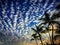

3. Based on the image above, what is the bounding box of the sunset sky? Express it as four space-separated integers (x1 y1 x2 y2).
0 0 60 45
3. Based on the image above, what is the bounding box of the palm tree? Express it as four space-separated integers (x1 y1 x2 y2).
30 33 38 45
31 24 45 45
39 10 60 45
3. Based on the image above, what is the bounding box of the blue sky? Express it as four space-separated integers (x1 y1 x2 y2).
0 0 60 40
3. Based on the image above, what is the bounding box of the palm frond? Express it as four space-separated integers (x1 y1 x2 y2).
32 33 36 36
41 30 47 33
40 26 49 33
30 38 34 41
51 12 60 20
51 21 60 25
35 24 40 31
55 30 60 34
55 3 60 10
31 28 37 32
32 33 39 39
39 17 46 21
36 24 45 32
39 11 50 24
38 23 45 27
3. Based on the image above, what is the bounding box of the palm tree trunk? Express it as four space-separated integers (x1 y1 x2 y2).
48 24 52 44
39 34 43 45
48 31 52 44
51 24 54 45
35 39 38 45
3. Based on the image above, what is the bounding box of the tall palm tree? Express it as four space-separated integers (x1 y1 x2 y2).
31 24 45 45
39 10 60 44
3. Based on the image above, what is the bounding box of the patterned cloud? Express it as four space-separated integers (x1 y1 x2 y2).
0 0 60 43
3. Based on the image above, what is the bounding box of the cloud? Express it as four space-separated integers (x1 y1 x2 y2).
0 0 59 43
43 0 49 9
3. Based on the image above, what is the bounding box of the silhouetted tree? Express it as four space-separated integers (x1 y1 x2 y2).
31 24 45 45
39 10 60 45
30 33 38 45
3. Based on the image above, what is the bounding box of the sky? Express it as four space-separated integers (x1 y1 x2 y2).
0 0 60 43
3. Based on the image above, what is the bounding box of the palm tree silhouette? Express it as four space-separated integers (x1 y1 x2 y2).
39 10 60 45
30 33 39 45
31 24 45 45
30 3 60 45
